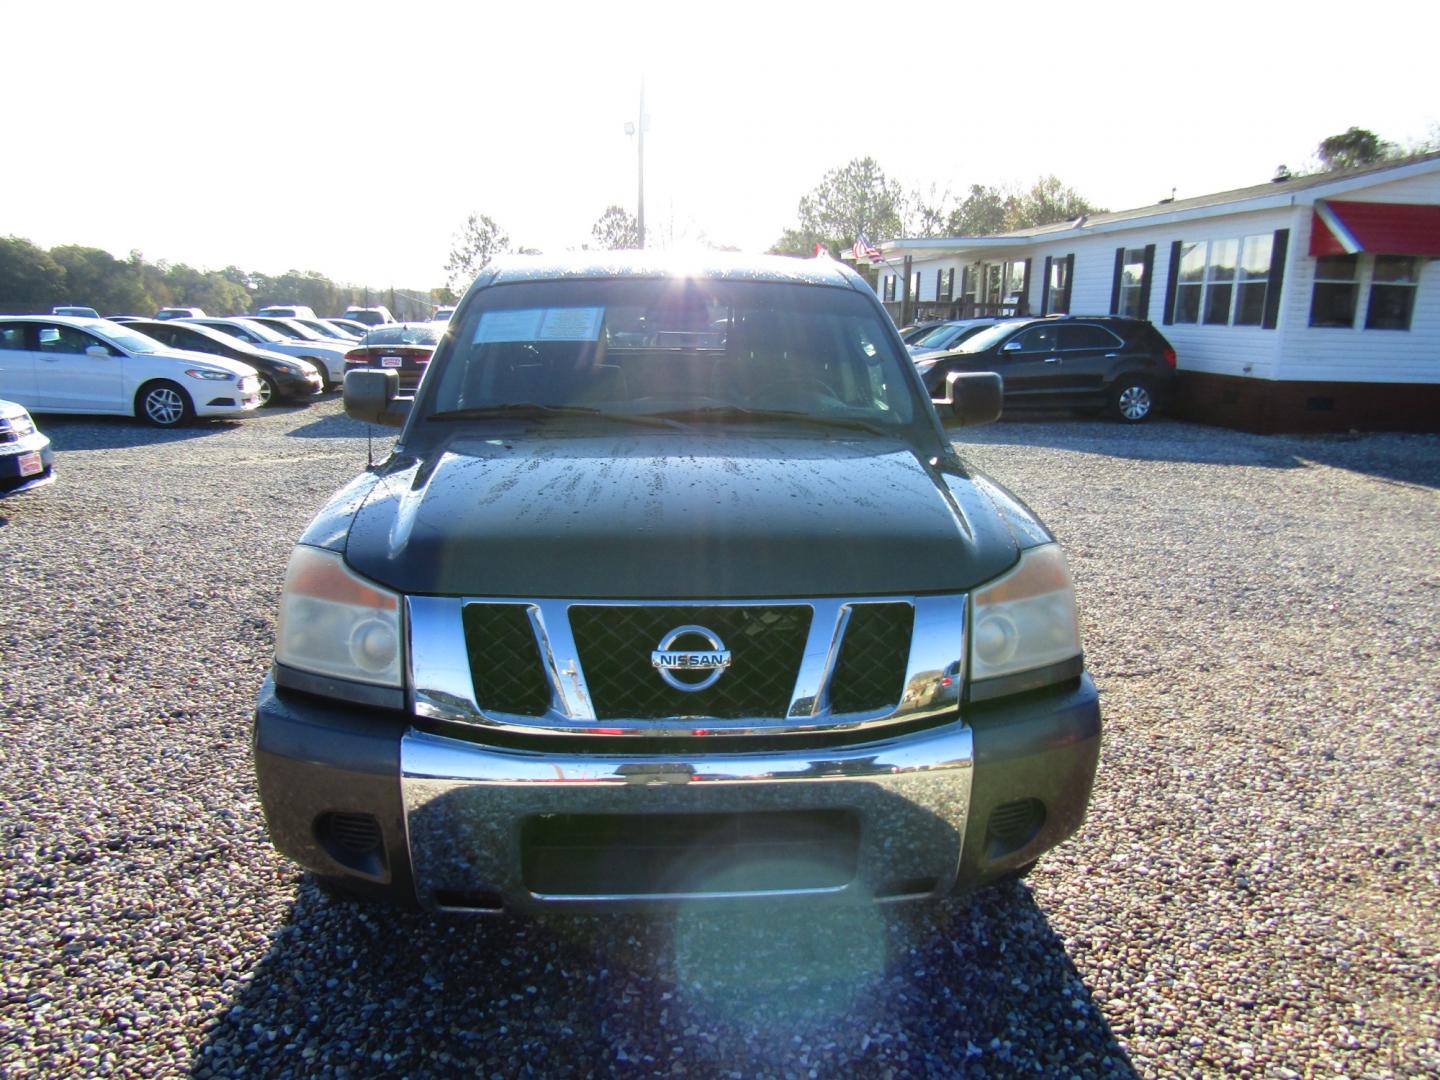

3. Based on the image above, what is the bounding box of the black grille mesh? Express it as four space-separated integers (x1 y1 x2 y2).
828 603 914 714
570 605 811 720
463 603 552 716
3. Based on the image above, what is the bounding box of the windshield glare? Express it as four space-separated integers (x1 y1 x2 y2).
90 321 165 353
364 325 442 346
914 323 963 347
229 319 286 343
953 320 1026 354
426 280 918 428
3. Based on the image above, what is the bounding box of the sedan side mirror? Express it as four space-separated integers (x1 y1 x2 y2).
932 370 1003 427
344 369 410 428
1002 339 1023 353
85 345 111 358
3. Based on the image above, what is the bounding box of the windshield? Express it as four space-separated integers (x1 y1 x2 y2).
913 322 965 348
363 324 443 347
424 279 918 429
952 320 1026 354
88 321 167 354
227 319 287 343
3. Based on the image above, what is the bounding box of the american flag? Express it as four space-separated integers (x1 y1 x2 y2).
851 233 883 264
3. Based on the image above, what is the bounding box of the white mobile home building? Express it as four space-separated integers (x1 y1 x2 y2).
861 153 1440 432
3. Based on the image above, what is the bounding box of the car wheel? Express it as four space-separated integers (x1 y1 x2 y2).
136 381 195 427
1110 378 1154 423
257 374 280 407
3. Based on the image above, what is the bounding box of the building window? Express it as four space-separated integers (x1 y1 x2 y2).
937 268 954 302
1234 235 1273 326
961 265 977 302
1117 248 1146 317
883 274 896 302
1309 255 1357 327
911 272 922 301
1048 258 1071 315
1174 235 1272 326
1003 260 1027 309
1365 256 1418 330
984 264 1002 307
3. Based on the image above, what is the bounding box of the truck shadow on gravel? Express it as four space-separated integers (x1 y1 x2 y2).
951 416 1440 490
190 882 1136 1078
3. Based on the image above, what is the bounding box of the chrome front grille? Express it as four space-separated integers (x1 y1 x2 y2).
408 594 966 739
570 604 811 720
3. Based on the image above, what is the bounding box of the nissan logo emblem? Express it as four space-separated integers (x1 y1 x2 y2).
651 624 731 692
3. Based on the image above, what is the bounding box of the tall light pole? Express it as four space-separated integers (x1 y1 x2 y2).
624 80 648 249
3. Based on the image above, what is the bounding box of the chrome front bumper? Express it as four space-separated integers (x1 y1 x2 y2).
401 723 974 912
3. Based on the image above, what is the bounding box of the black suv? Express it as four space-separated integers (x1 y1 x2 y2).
918 315 1177 422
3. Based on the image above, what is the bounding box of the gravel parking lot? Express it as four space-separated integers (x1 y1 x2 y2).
1 401 1436 1078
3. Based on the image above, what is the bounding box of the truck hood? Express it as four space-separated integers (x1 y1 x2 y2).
340 432 1021 599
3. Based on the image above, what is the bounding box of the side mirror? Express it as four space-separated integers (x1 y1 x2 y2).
1001 339 1023 353
344 368 410 428
932 370 1003 427
85 345 111 358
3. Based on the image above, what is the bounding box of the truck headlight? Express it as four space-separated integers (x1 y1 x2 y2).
276 546 403 687
970 544 1082 700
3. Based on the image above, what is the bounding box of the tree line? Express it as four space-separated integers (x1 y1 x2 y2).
0 238 447 319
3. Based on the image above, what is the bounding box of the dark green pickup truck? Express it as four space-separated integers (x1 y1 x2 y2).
254 253 1100 913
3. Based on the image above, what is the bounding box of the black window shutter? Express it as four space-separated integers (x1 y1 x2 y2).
1137 244 1156 318
1020 258 1032 314
1163 241 1182 325
1109 248 1125 314
1262 229 1289 330
1040 256 1053 315
1061 254 1074 314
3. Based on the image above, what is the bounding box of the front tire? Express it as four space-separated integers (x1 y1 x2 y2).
1110 378 1154 423
136 380 195 427
257 373 279 407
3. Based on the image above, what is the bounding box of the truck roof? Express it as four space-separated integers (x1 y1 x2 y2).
481 252 866 290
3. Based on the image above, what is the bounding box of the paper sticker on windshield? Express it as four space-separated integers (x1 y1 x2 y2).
474 307 603 344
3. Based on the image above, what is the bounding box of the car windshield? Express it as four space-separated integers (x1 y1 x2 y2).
951 320 1027 354
424 279 918 429
227 320 287 343
362 325 443 347
87 321 167 354
913 323 964 347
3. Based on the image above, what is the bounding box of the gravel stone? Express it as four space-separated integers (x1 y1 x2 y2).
0 403 1436 1077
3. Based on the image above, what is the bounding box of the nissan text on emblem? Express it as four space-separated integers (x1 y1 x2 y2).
651 624 732 692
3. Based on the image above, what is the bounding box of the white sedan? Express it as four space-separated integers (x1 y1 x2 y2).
0 316 261 427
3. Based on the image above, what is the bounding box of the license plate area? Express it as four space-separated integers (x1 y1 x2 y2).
380 355 403 368
520 810 859 897
18 451 42 477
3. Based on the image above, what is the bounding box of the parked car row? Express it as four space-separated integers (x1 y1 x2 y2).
0 316 263 426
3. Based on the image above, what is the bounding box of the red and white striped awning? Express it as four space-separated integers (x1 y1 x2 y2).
1309 200 1440 257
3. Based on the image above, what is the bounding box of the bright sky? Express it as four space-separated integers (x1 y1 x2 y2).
4 0 1435 290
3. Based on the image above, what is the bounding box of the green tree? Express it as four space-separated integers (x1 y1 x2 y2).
944 177 1104 236
1317 127 1398 170
771 157 906 256
590 205 640 250
445 213 510 291
0 237 67 314
50 245 156 314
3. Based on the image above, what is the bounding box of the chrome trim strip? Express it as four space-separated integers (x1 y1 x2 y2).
787 599 849 718
408 593 967 739
530 600 595 721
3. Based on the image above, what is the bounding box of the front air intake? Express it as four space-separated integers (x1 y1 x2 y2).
314 812 386 877
828 603 914 714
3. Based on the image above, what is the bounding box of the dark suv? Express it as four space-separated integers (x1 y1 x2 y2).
919 315 1177 422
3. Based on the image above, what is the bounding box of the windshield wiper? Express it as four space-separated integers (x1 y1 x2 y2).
653 405 895 437
425 403 683 429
